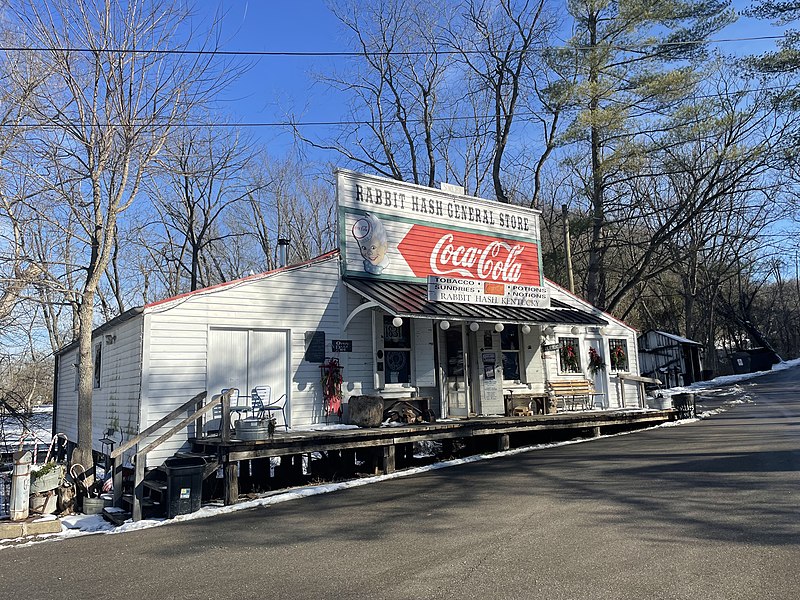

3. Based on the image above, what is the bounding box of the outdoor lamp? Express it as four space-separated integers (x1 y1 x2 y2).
439 320 450 330
521 324 531 334
542 325 555 337
571 326 581 335
392 317 403 327
494 323 505 333
469 322 480 332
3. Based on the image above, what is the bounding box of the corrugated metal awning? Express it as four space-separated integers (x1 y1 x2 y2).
343 277 606 326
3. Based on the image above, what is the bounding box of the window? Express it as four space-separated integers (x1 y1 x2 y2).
609 338 629 372
558 337 581 374
383 315 411 384
93 343 102 389
501 326 521 381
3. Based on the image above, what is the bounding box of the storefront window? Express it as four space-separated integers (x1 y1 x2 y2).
501 326 520 381
558 337 581 374
444 328 464 377
383 315 411 384
609 338 629 372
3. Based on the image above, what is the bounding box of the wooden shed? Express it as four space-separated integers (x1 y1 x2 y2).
637 330 704 387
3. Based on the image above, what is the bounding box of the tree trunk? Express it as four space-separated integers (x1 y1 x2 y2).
585 11 605 309
73 293 96 486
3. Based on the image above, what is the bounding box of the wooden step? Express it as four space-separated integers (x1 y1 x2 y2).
121 493 160 509
102 507 131 526
142 479 167 492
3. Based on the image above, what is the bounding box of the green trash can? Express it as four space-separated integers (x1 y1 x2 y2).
164 457 205 518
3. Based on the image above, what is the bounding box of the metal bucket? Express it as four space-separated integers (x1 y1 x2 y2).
235 418 270 441
82 496 105 515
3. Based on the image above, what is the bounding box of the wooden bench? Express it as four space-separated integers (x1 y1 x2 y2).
546 379 605 411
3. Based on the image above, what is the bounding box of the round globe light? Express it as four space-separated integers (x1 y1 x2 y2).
469 322 480 332
494 323 505 333
439 320 450 330
392 317 403 327
521 324 531 334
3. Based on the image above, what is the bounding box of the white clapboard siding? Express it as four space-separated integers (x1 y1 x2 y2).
340 286 377 400
139 255 342 466
53 315 144 451
54 349 79 441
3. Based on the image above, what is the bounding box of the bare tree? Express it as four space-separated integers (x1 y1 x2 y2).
298 0 448 186
448 0 554 203
11 0 238 473
146 123 261 291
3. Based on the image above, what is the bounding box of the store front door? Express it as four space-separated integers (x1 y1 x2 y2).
469 325 505 415
441 325 470 417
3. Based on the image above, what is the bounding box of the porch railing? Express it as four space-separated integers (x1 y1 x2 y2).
109 388 236 521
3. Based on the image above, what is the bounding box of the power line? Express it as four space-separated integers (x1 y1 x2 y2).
0 82 788 129
0 33 791 58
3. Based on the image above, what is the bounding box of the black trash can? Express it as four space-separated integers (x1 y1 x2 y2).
672 392 696 420
164 457 206 518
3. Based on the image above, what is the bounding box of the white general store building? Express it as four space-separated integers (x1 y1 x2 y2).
53 170 642 465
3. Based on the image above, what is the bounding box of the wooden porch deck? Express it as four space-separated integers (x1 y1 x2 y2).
190 408 676 504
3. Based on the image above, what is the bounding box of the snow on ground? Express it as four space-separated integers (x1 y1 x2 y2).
0 405 53 453
2 359 797 550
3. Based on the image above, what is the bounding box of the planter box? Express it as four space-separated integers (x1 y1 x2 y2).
30 467 63 494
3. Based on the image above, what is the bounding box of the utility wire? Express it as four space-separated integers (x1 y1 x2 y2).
0 82 789 129
0 34 791 57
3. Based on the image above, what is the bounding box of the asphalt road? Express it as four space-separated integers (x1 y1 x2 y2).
3 368 800 600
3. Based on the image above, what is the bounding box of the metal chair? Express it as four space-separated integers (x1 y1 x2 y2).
251 385 288 430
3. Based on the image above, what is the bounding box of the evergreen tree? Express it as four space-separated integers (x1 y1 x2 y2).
559 0 734 310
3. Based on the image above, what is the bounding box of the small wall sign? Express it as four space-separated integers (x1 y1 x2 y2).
331 339 353 352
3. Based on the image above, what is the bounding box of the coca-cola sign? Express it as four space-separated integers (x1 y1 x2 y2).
398 224 541 286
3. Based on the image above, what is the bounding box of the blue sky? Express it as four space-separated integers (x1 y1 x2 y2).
208 1 787 157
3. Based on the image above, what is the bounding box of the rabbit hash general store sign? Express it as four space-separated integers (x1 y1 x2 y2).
335 169 549 307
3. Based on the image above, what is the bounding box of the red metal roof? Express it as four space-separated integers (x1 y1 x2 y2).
344 277 607 326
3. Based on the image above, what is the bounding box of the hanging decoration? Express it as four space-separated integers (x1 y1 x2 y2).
588 347 605 376
610 344 628 371
560 343 580 372
320 357 344 421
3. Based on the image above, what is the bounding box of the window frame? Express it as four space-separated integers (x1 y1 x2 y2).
608 338 629 373
381 314 412 386
500 325 521 382
93 342 103 389
558 336 582 374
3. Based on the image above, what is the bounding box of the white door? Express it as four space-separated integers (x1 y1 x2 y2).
207 329 248 396
585 335 608 408
208 329 289 421
472 325 504 415
248 330 289 412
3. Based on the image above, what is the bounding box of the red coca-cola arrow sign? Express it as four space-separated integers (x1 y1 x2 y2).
397 224 541 286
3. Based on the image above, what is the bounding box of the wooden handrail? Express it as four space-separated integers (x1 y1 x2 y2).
139 400 221 456
112 389 237 521
111 391 208 459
